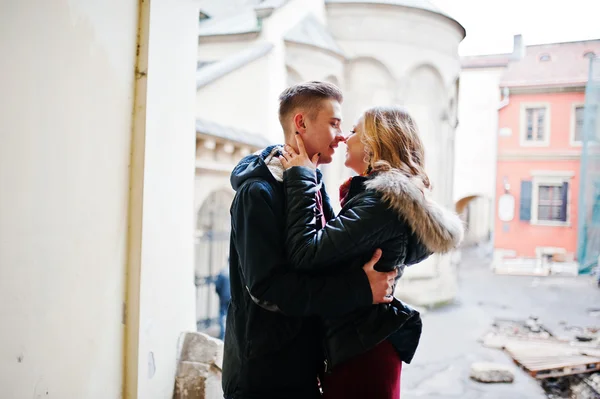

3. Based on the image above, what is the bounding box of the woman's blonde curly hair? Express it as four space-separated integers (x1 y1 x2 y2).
361 105 431 189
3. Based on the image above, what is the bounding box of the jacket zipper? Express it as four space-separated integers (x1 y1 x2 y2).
322 339 332 374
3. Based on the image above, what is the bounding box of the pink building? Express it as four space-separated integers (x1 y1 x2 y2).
494 39 600 263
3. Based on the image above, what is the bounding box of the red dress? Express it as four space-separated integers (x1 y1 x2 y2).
321 339 402 399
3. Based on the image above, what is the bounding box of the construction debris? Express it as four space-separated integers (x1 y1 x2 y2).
541 373 600 398
480 317 600 397
469 362 515 383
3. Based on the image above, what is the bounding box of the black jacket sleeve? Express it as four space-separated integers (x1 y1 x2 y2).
284 166 393 271
232 179 373 317
404 231 433 266
320 179 336 221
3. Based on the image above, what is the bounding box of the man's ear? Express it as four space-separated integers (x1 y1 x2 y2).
293 113 307 133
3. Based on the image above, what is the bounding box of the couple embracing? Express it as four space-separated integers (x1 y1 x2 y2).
223 81 464 399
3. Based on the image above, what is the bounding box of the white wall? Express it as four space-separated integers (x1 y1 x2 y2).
196 55 280 143
464 196 492 245
194 173 235 215
198 40 256 62
131 1 199 398
326 2 464 305
0 1 199 398
327 5 463 88
453 67 504 245
454 67 504 202
0 1 137 397
285 44 345 87
262 0 327 41
260 0 329 140
326 4 463 209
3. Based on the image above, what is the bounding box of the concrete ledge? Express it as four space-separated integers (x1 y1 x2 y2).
173 332 224 399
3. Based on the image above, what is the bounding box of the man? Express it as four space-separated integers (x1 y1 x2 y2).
223 81 397 399
214 266 230 340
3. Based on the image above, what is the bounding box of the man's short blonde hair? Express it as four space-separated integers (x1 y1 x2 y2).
278 81 343 138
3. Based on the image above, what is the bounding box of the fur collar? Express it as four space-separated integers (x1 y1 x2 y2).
256 146 285 182
364 169 464 253
259 146 322 189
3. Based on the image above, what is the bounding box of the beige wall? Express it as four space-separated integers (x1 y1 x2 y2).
262 0 327 41
453 67 505 244
194 172 235 215
198 40 256 62
196 55 280 143
454 67 504 202
465 196 492 245
285 44 345 86
0 1 199 398
0 1 137 397
131 1 199 398
325 3 464 304
327 5 463 86
196 0 330 144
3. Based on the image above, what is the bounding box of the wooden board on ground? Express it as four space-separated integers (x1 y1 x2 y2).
504 340 600 379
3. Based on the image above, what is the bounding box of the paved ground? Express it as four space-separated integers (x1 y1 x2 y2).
402 245 600 399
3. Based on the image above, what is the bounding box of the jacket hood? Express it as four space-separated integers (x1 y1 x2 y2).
364 169 464 253
231 145 324 191
231 145 285 191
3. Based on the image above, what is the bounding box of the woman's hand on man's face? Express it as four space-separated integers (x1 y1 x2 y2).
279 133 320 170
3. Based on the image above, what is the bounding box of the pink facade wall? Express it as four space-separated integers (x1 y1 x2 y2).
494 91 583 257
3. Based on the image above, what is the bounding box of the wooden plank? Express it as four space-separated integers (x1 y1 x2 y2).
503 339 600 379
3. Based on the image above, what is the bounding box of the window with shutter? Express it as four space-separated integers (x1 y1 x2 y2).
537 184 567 222
519 180 532 221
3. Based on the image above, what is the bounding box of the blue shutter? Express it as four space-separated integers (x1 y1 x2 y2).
559 182 569 222
520 181 532 221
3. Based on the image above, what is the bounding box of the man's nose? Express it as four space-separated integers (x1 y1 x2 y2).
335 134 347 144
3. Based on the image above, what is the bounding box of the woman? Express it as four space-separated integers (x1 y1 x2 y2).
278 106 464 399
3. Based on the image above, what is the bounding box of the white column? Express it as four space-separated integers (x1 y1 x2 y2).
0 1 199 398
127 1 199 398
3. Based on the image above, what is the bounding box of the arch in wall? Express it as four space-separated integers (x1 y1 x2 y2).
404 63 446 109
345 56 396 120
455 194 493 245
195 189 234 333
348 56 396 81
404 64 447 200
455 194 481 214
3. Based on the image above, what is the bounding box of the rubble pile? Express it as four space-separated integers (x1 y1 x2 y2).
477 316 600 398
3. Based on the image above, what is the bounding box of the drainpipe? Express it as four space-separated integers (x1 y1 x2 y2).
498 87 510 110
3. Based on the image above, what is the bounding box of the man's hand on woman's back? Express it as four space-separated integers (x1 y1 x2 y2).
363 249 397 304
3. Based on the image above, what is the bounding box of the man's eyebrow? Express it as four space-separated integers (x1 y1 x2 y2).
331 117 342 122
